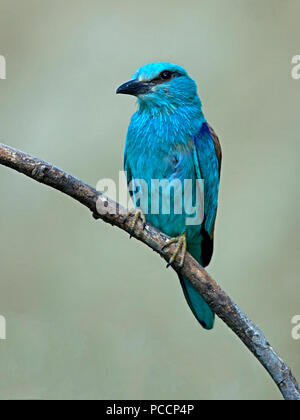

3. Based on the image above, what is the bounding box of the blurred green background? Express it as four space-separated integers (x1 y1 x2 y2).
0 0 299 400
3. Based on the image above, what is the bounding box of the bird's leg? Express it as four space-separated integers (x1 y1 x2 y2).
162 232 187 268
124 208 146 238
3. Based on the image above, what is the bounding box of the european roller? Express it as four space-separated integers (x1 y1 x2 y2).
117 62 222 330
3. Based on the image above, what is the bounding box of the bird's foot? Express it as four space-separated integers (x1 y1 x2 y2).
124 209 146 238
162 232 187 268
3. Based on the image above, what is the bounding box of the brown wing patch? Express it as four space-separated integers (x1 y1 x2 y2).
202 123 222 266
208 123 222 175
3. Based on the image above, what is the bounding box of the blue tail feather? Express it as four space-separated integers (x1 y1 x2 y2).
179 275 215 330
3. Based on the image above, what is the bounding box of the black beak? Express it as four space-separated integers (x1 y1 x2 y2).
116 79 152 96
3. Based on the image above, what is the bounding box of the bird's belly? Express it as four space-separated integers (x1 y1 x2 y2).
129 147 202 241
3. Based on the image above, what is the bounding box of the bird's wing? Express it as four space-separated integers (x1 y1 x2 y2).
193 122 222 266
124 147 135 202
208 123 222 176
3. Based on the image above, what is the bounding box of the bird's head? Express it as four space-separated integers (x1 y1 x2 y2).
116 62 200 114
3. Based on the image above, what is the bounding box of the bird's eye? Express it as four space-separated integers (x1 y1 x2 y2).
160 70 173 80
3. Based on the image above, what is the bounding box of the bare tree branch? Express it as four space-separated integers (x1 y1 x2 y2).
0 142 299 400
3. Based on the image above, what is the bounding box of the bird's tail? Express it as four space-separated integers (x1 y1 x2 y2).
179 275 215 330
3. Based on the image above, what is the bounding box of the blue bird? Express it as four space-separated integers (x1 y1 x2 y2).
117 62 221 329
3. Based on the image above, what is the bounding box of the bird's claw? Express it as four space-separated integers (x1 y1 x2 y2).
162 232 187 268
124 209 146 238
